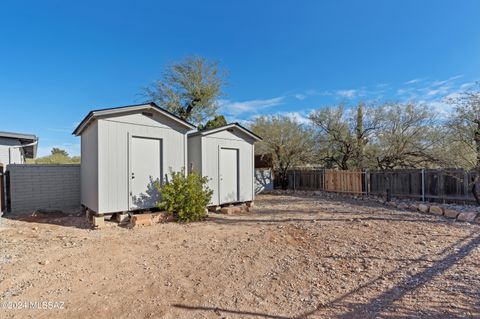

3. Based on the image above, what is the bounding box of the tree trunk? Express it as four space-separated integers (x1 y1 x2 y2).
385 175 391 202
473 120 480 205
279 169 289 190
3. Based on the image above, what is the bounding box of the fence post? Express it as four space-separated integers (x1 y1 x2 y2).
364 170 369 196
421 168 425 202
293 169 296 191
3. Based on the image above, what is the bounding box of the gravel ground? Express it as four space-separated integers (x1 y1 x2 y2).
0 193 479 319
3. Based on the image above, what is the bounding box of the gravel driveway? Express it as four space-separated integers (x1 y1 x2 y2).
1 193 479 318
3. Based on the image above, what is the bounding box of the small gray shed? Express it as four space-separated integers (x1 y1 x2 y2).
187 123 262 206
73 103 195 215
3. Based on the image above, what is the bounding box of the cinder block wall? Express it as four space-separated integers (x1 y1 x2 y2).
7 164 80 214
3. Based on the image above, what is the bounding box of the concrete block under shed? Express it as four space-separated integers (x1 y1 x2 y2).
115 213 129 224
92 215 105 228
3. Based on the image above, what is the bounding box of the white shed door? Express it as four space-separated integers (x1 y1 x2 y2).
219 148 238 204
130 137 162 210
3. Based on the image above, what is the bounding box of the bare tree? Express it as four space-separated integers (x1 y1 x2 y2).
143 56 227 125
365 102 442 200
446 86 480 205
250 116 315 189
366 103 441 169
309 103 380 169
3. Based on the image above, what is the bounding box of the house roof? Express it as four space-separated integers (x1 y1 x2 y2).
188 123 262 141
0 131 38 158
72 102 196 135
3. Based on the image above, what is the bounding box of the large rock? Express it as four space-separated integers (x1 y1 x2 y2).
475 216 480 224
443 209 459 219
457 212 478 222
429 205 444 215
417 204 429 213
396 202 409 210
131 214 153 227
152 212 172 224
220 206 243 215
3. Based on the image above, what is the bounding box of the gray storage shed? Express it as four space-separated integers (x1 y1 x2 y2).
73 103 195 215
187 123 262 206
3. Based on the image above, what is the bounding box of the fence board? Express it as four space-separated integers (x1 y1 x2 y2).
324 169 363 194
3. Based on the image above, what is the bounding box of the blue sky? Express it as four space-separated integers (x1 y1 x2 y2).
1 1 479 156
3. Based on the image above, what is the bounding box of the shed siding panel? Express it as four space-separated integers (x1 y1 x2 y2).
97 119 186 213
202 130 256 143
187 135 202 175
97 111 189 133
80 121 98 212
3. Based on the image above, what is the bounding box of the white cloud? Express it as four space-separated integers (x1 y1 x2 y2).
459 82 476 90
304 89 333 96
219 96 284 116
405 78 423 85
427 100 455 119
431 74 463 87
276 111 310 124
294 94 307 100
426 85 451 96
336 89 359 98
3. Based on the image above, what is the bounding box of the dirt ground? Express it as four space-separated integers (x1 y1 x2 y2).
1 193 479 319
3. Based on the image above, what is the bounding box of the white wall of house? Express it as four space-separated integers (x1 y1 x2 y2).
0 138 24 165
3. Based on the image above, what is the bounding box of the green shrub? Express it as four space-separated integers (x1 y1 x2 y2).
157 169 213 222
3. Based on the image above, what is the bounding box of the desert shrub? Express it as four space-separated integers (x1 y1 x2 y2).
157 169 213 222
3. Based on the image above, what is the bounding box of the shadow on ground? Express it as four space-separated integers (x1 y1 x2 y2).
174 232 480 318
2 209 91 229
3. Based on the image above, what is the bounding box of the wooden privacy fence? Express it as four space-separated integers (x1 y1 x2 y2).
274 168 479 203
274 169 365 194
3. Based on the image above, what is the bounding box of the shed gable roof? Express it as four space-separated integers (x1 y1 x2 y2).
188 123 262 141
72 103 195 135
